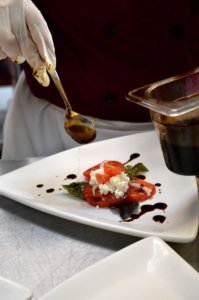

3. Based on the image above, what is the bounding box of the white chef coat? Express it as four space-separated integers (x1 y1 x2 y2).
2 72 154 159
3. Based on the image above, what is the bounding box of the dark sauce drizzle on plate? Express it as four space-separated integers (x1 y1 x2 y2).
36 184 43 188
35 153 167 223
126 202 167 222
66 174 77 179
153 215 166 223
46 188 55 193
124 153 140 165
136 175 146 180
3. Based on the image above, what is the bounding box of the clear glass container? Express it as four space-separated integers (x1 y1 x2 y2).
126 67 199 176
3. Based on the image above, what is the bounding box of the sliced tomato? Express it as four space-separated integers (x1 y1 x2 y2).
83 184 125 208
126 178 156 202
95 173 111 184
83 163 101 180
83 160 125 181
103 161 124 176
83 178 156 208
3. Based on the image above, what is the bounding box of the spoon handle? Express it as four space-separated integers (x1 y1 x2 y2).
49 70 72 114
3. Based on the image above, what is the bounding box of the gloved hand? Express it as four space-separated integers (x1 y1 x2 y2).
0 0 56 87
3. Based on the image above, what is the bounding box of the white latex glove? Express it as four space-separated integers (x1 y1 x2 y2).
0 0 56 86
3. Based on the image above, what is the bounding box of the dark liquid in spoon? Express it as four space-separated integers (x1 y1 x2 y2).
66 124 96 144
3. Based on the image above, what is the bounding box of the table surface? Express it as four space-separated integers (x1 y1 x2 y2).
0 159 199 300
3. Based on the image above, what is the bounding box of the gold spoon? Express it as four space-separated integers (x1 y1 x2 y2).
49 70 96 143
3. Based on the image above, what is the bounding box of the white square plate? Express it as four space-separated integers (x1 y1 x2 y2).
39 236 199 300
0 276 32 300
0 131 198 242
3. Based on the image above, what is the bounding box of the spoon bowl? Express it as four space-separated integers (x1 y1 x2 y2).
49 70 96 143
65 110 96 143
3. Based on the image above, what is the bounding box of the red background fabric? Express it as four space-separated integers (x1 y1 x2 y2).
24 0 199 122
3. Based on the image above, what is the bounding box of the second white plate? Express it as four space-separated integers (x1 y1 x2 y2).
39 236 199 300
0 276 32 300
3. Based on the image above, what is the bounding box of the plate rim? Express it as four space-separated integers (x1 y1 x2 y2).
0 276 32 300
0 131 198 243
39 236 199 300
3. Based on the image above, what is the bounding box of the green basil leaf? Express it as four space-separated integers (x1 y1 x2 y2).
125 163 148 178
62 182 87 198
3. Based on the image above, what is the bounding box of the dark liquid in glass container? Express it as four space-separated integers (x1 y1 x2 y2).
155 120 199 176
